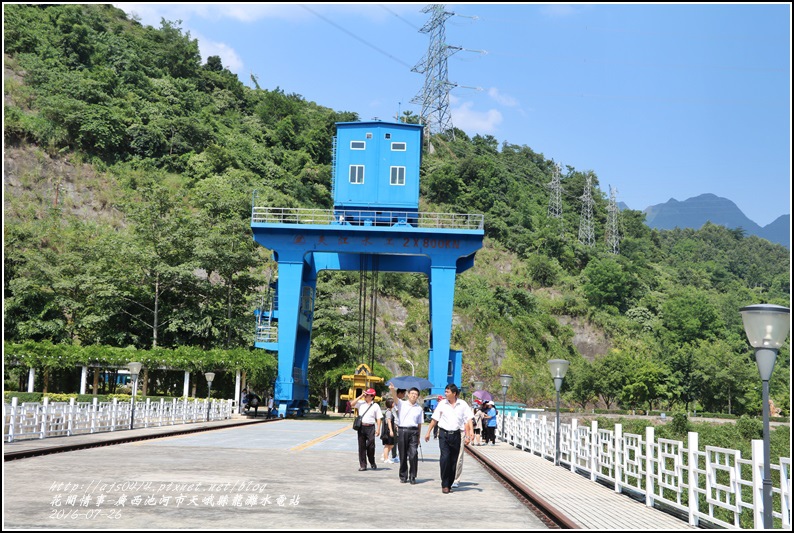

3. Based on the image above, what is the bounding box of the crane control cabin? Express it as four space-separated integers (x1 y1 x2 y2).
251 120 484 416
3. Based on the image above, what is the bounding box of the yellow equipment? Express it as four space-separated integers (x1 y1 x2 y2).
341 363 384 405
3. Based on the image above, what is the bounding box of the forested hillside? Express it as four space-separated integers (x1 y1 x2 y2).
3 4 790 416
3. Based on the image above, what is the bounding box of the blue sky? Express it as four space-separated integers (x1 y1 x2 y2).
116 3 791 227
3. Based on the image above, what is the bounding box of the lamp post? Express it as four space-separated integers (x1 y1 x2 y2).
740 304 790 529
127 362 142 430
548 359 570 466
499 374 513 441
404 358 415 376
204 372 216 422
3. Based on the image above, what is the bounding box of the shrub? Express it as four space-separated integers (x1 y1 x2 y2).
735 415 763 441
667 412 690 438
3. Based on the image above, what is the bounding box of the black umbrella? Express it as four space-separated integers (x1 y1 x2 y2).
386 376 434 391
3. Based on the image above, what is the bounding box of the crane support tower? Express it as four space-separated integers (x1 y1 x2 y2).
251 121 484 416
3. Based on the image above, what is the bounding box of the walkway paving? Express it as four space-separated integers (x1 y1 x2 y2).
3 416 696 529
2 417 544 530
469 442 696 530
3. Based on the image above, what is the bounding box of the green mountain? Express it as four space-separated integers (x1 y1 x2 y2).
3 4 790 416
643 193 789 248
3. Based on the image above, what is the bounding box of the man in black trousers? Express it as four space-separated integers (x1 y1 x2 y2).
389 383 423 484
424 384 473 494
350 388 382 471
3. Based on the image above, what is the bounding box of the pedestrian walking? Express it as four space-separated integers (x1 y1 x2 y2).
472 405 484 446
389 383 423 484
344 400 353 418
381 398 397 463
392 389 406 461
321 396 328 415
424 384 473 494
482 401 498 445
241 388 249 413
351 388 383 471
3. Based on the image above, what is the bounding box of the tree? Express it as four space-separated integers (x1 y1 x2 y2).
619 358 672 412
661 290 724 345
565 359 598 410
592 351 632 409
117 180 200 348
695 338 758 415
582 257 633 312
189 172 267 348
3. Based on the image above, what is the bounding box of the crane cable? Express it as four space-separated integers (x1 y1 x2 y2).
357 254 380 371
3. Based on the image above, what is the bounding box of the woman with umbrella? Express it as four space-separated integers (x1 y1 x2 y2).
481 400 498 445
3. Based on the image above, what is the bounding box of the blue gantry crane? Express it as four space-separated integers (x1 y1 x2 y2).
251 121 483 416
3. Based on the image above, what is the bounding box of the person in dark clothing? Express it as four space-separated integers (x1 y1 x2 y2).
246 392 262 416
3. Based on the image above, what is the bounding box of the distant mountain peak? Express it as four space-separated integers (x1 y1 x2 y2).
643 194 789 248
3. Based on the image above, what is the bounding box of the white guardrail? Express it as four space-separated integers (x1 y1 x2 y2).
498 413 791 530
251 207 484 231
3 397 235 442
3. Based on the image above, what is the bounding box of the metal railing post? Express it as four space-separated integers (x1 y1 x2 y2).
590 420 599 481
645 426 655 507
40 397 49 440
687 431 700 527
614 423 623 494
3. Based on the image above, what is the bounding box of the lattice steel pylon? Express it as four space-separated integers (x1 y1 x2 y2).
578 173 595 246
605 185 620 254
547 162 564 220
411 4 462 139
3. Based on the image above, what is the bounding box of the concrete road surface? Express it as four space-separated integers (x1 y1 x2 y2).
3 419 548 529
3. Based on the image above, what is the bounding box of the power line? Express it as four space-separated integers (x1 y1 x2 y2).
300 5 413 70
379 4 422 31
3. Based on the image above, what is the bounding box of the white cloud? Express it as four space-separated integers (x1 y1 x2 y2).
115 4 302 26
115 3 404 26
539 5 581 18
196 35 244 73
488 87 518 107
452 101 503 135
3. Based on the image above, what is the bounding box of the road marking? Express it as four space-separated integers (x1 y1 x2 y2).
290 425 351 451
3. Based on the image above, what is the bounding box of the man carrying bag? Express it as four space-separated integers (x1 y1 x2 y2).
351 388 382 471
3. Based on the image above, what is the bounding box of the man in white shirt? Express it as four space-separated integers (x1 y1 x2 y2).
424 384 473 493
388 383 423 484
352 388 383 471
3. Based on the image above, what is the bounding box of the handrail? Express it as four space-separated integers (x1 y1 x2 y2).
498 412 791 529
251 206 484 231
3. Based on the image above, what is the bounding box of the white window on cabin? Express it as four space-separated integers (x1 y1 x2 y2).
391 142 406 151
351 141 366 150
390 166 405 186
350 165 365 184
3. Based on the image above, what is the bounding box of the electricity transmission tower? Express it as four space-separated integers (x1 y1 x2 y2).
547 162 564 219
578 173 595 246
411 4 480 139
605 185 620 254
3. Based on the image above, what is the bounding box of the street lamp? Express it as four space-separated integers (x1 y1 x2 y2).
548 359 570 466
127 362 142 430
740 304 790 529
499 374 513 441
404 358 415 376
204 372 216 421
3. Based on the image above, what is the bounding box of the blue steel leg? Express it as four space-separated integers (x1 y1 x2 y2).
274 261 305 408
428 266 457 396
